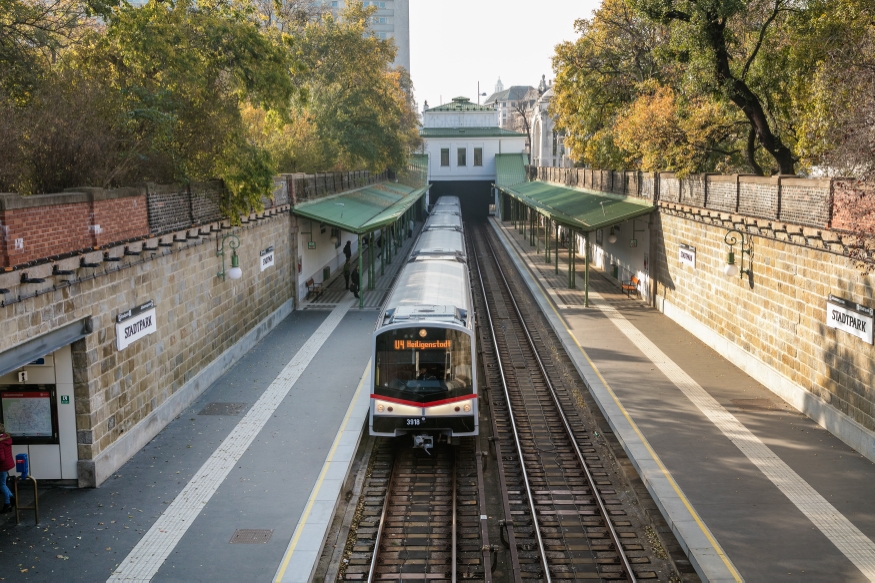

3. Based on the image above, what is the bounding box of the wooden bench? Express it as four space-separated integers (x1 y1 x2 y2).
621 275 641 298
305 277 323 300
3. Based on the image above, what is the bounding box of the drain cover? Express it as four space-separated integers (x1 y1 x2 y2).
199 402 248 416
230 529 273 544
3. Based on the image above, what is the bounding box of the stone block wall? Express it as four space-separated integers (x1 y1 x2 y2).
655 207 875 434
0 210 294 485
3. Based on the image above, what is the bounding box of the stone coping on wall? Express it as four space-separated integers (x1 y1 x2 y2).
0 187 146 210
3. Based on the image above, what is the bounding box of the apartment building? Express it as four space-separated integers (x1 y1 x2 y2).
329 0 410 72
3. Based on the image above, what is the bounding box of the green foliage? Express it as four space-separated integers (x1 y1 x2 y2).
0 0 421 216
552 0 875 177
247 2 421 174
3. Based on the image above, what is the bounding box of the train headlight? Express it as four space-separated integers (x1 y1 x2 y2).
376 403 384 413
463 403 471 412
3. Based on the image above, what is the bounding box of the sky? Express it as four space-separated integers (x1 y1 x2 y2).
408 0 601 111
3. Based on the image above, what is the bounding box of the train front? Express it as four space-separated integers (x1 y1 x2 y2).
370 307 477 448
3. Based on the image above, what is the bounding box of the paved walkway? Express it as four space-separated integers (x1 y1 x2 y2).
492 217 875 582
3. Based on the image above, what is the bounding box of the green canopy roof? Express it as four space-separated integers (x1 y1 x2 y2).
292 182 428 234
495 153 528 188
499 180 654 232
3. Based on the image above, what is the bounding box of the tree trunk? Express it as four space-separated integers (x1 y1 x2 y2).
706 14 796 175
745 127 765 176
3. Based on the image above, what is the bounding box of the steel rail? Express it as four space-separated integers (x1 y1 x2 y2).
473 436 494 582
483 228 637 582
366 447 398 583
471 227 553 583
470 222 522 583
452 447 458 583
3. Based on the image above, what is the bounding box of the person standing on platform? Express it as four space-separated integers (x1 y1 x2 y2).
408 218 413 239
343 240 351 263
350 265 360 299
0 425 14 512
343 259 351 290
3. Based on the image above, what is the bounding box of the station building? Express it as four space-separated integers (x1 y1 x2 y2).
420 96 527 217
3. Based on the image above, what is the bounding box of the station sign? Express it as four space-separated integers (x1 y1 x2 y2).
116 300 157 351
826 294 873 344
260 246 275 272
679 244 696 269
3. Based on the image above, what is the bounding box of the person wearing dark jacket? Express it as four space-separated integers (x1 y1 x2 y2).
0 425 14 512
343 260 351 290
350 265 360 299
343 240 352 263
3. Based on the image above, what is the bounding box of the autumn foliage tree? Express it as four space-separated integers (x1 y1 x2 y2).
551 0 875 178
0 0 421 211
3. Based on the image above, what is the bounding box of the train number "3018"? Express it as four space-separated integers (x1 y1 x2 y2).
406 418 421 426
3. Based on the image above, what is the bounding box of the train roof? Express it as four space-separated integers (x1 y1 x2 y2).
411 230 466 258
424 213 463 231
382 259 472 326
434 196 460 207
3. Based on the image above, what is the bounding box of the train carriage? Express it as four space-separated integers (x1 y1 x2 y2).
433 196 461 208
370 235 477 449
424 212 463 232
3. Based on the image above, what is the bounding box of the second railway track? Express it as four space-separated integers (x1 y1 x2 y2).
471 222 658 582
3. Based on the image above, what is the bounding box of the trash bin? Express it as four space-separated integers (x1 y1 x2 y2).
611 263 618 279
323 266 331 282
15 454 28 478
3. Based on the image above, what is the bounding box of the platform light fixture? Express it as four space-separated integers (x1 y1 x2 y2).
217 234 242 281
607 226 618 245
723 228 753 279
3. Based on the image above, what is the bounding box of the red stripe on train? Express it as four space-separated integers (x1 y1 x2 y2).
370 394 475 408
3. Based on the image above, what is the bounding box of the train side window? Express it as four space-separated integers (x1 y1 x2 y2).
440 148 450 166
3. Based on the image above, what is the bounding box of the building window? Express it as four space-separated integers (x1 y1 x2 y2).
441 148 450 167
457 148 467 167
474 148 483 167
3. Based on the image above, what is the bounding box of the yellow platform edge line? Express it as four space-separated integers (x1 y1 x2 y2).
274 361 372 582
493 219 743 583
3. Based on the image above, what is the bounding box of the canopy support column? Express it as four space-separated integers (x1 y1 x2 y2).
380 228 385 276
545 218 550 263
358 233 364 309
584 231 590 307
555 222 559 274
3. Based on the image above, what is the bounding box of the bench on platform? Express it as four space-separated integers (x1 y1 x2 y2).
621 275 641 298
305 277 323 300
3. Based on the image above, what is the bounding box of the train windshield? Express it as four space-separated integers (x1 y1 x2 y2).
374 327 473 403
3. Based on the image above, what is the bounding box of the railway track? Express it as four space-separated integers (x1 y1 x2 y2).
340 438 489 581
470 223 657 582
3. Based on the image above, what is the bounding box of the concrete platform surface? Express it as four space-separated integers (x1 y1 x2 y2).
0 303 377 582
492 217 875 583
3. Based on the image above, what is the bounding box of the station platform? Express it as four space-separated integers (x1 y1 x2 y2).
490 217 875 582
0 225 425 583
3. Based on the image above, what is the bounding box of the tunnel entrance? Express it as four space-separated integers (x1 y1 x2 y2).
429 181 493 219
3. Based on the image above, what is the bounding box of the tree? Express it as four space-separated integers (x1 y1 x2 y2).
551 0 671 169
631 0 803 174
0 0 118 102
249 2 421 173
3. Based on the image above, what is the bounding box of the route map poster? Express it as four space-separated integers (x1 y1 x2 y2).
1 390 54 439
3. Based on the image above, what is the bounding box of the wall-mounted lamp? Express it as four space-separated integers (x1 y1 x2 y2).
217 234 242 281
723 228 753 279
607 226 618 244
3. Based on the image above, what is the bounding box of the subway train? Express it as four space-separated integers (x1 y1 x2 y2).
369 196 477 450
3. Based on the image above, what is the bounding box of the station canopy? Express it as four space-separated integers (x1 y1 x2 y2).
292 182 429 234
495 153 529 188
498 180 654 232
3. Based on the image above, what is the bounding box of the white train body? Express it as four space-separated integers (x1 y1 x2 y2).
369 209 477 439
